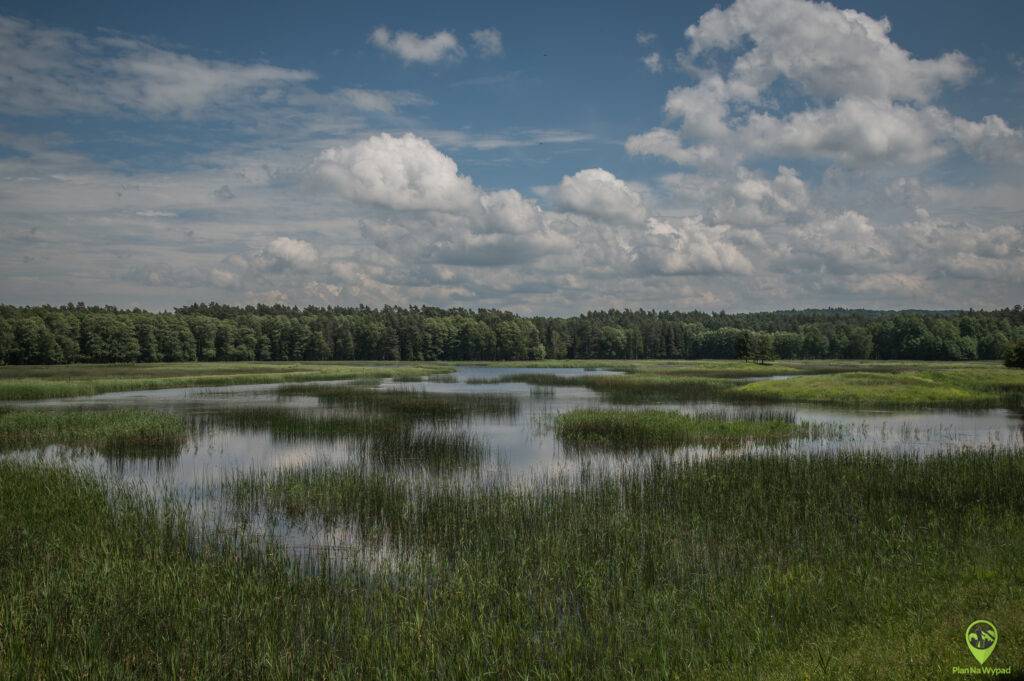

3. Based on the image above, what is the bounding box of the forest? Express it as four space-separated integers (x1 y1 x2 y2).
1 303 1022 365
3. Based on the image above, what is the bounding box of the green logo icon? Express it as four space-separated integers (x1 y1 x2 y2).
965 620 998 665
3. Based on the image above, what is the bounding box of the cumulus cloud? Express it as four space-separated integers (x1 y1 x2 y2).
470 29 503 57
627 0 1022 168
632 218 753 276
550 168 648 225
369 27 463 64
3 5 1023 313
636 32 656 45
311 133 478 212
683 0 971 102
266 237 318 269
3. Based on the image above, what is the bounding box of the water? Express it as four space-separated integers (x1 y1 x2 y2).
5 365 1023 557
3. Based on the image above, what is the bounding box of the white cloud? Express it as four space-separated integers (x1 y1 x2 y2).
470 29 503 57
550 168 648 225
266 237 318 270
625 128 718 166
636 32 656 45
632 218 753 276
627 0 1022 168
0 16 314 117
335 88 431 114
642 53 662 74
209 268 241 289
683 0 971 103
311 133 478 212
369 27 463 64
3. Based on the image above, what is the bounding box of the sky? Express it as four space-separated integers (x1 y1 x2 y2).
0 0 1022 314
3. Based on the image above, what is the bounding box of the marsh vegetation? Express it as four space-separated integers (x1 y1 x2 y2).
1 359 1022 678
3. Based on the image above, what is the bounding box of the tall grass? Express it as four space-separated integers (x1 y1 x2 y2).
476 372 732 403
554 408 812 451
484 363 1024 408
278 384 520 421
735 370 1022 407
211 406 488 469
0 408 188 456
3 447 1024 678
0 362 454 401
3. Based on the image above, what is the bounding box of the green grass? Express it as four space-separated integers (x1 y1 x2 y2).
278 384 520 421
3 448 1024 678
0 362 454 401
735 369 1024 407
212 406 489 469
211 406 395 440
472 371 732 403
554 408 815 451
477 361 1024 408
0 408 188 456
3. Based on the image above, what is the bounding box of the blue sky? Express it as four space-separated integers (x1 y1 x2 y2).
1 0 1022 313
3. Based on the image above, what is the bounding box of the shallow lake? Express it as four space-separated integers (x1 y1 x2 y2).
6 365 1023 556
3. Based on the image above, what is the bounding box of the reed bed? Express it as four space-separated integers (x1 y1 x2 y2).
482 363 1024 409
476 372 733 404
554 408 811 451
0 408 188 456
278 384 520 421
209 406 395 441
0 363 453 401
734 370 1018 407
210 406 489 469
3 448 1024 678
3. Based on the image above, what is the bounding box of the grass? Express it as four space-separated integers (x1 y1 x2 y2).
278 384 520 421
554 408 815 451
5 447 1019 678
474 361 1024 408
472 371 733 403
0 408 188 456
211 406 489 469
6 359 1020 408
735 369 1024 408
0 362 454 401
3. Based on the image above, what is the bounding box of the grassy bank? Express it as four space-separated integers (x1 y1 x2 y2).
554 408 815 451
479 361 1024 408
0 362 454 401
736 368 1024 407
3 448 1022 678
0 408 187 456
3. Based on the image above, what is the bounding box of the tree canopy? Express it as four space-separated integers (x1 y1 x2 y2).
1 303 1022 365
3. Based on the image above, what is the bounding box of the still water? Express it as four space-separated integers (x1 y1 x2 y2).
6 365 1023 555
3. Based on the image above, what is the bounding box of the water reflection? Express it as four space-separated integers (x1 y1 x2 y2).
4 364 1023 557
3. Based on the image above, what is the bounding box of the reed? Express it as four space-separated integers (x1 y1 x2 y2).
0 362 454 401
4 447 1024 678
278 384 520 420
0 408 188 456
554 408 811 451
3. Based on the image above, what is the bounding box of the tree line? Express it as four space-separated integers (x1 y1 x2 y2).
1 302 1023 365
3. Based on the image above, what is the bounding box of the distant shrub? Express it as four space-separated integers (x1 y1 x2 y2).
1006 341 1024 369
